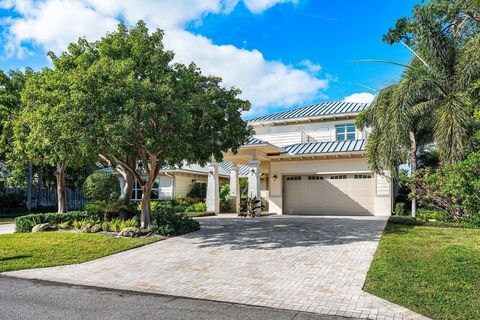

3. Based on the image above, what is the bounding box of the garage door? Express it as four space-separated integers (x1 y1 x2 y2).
283 174 373 215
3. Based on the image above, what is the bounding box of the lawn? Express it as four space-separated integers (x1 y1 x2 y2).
0 232 164 272
364 218 480 320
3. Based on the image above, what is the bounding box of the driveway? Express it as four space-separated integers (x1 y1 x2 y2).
0 223 15 234
5 216 428 320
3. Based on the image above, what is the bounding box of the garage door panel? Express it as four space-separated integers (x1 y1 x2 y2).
284 174 373 215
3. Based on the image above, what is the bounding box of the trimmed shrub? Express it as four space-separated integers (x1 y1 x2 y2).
149 206 200 236
15 211 102 233
394 202 406 216
185 202 206 213
85 200 137 220
416 209 448 221
83 171 120 202
187 182 207 199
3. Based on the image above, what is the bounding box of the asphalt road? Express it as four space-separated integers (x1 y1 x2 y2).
0 276 354 320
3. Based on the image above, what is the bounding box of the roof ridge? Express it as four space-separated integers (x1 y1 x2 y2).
247 101 370 123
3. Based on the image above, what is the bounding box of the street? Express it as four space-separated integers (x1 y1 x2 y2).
0 276 353 320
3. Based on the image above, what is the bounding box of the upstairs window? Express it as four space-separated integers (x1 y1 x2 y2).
335 124 356 141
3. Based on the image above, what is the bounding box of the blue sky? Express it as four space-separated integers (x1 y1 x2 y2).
0 0 417 116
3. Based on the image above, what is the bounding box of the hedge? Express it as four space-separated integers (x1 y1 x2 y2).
15 211 103 233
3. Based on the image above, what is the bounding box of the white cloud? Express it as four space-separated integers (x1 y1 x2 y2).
0 0 325 115
343 92 375 103
299 59 321 74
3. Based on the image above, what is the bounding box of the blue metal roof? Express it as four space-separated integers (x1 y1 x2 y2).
283 139 366 155
248 101 370 123
220 161 250 177
244 136 268 145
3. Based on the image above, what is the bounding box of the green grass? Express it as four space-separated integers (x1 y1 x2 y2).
364 218 480 320
0 232 164 272
186 211 216 217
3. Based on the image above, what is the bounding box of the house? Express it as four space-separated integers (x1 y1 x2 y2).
111 163 249 200
206 101 393 216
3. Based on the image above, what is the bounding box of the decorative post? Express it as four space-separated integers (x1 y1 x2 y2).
229 164 240 213
248 159 261 216
206 161 220 214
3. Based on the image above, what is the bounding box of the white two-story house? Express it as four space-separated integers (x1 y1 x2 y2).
206 101 393 216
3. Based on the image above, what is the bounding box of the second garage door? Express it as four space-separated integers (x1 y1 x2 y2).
283 173 374 215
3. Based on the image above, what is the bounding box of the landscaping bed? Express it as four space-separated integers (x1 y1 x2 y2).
364 217 480 320
0 232 163 272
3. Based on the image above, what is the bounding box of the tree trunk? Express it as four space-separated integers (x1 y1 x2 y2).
409 131 417 219
26 162 32 211
139 159 161 230
140 184 152 229
117 155 136 204
55 162 67 213
36 163 44 207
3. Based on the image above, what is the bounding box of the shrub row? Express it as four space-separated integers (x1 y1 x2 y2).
150 206 200 236
15 211 103 233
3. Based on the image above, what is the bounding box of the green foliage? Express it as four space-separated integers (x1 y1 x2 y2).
83 171 120 202
57 221 70 229
15 211 102 233
394 202 406 216
185 202 206 213
187 182 207 199
149 206 200 236
175 196 202 206
99 218 137 232
85 200 138 221
416 209 448 221
219 184 231 212
415 151 480 219
362 1 480 175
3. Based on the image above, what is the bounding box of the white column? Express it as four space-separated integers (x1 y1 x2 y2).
248 159 261 216
206 162 220 214
229 164 240 213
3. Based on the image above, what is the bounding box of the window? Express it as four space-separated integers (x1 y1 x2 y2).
354 174 372 179
286 176 302 181
335 124 356 141
308 175 323 180
330 175 347 180
132 179 161 201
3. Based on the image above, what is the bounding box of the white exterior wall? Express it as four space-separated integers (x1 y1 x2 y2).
268 158 392 216
253 120 367 147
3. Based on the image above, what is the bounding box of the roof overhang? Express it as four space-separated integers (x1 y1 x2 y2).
248 112 360 127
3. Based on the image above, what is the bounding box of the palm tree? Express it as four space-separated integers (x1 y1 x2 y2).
357 9 480 217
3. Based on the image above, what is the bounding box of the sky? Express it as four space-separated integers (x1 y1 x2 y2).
0 0 418 117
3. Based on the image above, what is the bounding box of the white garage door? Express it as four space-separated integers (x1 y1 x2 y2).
284 174 374 215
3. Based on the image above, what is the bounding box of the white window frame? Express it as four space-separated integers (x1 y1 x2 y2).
132 178 161 201
335 123 356 141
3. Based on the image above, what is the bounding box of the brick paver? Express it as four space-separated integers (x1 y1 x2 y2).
5 215 429 320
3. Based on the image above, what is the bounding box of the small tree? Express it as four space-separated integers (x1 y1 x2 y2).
53 22 252 228
12 69 95 213
83 171 120 202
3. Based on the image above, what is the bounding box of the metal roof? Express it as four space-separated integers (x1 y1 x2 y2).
244 136 268 145
220 161 250 177
248 101 370 123
283 139 366 155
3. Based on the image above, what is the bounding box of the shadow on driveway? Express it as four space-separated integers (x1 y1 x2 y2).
184 215 387 251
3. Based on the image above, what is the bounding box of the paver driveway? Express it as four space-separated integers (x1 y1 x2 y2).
5 215 428 320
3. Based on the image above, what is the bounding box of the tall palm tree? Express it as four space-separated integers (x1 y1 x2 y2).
357 9 480 217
